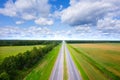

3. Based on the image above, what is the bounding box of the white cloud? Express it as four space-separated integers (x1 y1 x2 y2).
61 1 112 26
0 0 17 17
35 18 54 26
0 0 120 40
0 25 120 40
16 21 24 25
70 0 80 5
74 25 91 33
0 0 51 20
97 18 120 33
21 13 36 20
0 26 72 40
0 26 53 39
0 26 21 37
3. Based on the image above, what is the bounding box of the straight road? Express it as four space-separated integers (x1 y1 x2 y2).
50 42 64 80
64 42 82 80
50 41 81 80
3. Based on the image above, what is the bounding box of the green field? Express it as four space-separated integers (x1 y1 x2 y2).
24 44 61 80
0 45 44 63
68 43 120 80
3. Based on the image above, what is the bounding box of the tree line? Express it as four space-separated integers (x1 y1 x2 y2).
0 40 61 46
66 40 120 43
0 42 60 80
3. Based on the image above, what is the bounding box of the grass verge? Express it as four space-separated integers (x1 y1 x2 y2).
64 49 68 80
24 44 61 80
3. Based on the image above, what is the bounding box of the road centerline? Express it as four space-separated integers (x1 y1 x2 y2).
50 41 82 80
64 42 82 80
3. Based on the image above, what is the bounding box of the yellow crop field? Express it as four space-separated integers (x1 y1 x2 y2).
68 43 120 80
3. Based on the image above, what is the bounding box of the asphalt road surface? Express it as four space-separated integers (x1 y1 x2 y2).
65 42 82 80
50 42 64 80
50 41 81 80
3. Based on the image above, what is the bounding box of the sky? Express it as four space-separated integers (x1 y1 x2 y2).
0 0 120 40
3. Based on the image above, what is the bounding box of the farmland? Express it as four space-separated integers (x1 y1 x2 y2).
24 44 61 80
0 40 120 80
0 40 60 80
0 45 44 63
68 43 120 80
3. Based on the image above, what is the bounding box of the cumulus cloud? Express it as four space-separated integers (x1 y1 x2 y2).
0 26 54 39
0 25 119 40
21 13 36 20
74 25 91 33
35 18 54 26
61 1 112 26
16 21 24 25
58 0 120 40
0 0 51 20
0 26 75 40
0 0 120 40
97 18 120 33
70 0 80 5
0 0 17 17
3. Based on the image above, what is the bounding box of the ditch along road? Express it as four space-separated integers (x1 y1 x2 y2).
50 41 82 80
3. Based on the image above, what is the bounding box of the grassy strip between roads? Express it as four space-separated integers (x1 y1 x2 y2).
64 49 68 80
24 44 61 80
69 44 120 80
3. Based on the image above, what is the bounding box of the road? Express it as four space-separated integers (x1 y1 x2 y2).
50 41 81 80
64 42 82 80
50 41 64 80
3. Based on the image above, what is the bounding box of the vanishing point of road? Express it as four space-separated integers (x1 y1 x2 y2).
50 41 82 80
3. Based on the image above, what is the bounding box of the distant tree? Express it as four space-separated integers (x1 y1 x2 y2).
23 51 31 68
16 53 25 70
0 71 10 80
1 56 17 76
38 47 43 57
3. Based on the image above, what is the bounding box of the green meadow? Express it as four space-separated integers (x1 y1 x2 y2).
0 45 44 63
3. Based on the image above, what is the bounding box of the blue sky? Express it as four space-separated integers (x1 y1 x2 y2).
0 0 120 40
